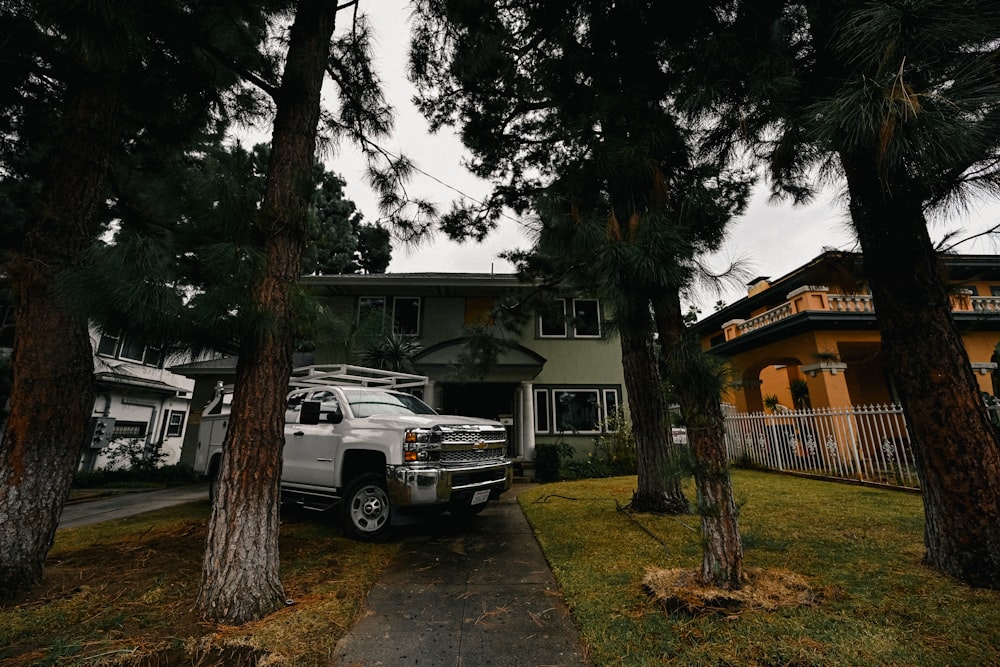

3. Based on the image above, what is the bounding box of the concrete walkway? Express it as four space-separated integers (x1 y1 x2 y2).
58 484 208 529
334 483 589 666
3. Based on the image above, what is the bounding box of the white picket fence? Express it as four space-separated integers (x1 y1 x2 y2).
723 404 920 489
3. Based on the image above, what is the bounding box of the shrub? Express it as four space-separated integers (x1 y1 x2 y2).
592 408 637 476
534 441 574 482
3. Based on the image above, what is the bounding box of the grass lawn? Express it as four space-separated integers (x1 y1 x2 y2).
519 470 1000 666
4 471 998 665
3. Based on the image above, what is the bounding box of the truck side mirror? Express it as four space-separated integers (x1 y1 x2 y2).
300 400 321 425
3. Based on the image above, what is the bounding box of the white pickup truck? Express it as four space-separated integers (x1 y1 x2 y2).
193 365 512 540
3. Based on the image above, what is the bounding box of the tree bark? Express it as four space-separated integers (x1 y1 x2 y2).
196 0 338 623
841 152 1000 589
0 81 120 599
654 290 743 589
619 324 689 514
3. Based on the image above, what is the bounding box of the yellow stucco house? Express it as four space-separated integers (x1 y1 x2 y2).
692 251 1000 413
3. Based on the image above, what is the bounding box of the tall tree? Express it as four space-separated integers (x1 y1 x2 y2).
0 0 268 598
692 0 1000 588
196 0 409 622
195 0 338 623
410 0 750 585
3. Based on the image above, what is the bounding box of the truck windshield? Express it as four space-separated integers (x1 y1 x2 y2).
341 389 438 417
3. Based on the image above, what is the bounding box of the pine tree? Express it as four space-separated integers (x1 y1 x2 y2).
410 0 751 585
0 0 270 599
690 0 1000 588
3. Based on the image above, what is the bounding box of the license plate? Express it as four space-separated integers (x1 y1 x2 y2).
471 489 491 505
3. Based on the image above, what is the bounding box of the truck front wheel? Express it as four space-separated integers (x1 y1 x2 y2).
340 473 392 541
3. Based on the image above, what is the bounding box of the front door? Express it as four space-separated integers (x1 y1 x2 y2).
440 382 518 456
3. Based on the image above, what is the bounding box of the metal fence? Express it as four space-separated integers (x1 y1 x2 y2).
723 404 920 489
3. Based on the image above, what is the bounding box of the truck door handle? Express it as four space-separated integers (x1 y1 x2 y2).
293 431 304 436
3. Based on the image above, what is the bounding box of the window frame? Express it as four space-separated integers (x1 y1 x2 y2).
533 386 622 435
538 298 568 338
112 420 148 439
96 332 164 368
571 298 601 338
165 411 185 437
356 296 422 336
392 296 421 335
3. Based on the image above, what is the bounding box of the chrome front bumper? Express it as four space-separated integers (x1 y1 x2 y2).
386 460 513 507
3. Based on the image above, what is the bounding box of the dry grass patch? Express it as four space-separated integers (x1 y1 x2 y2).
642 566 823 615
1 501 398 666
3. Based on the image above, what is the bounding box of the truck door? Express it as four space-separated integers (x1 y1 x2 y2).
282 390 342 488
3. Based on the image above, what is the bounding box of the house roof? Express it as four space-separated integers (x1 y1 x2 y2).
94 371 186 396
300 272 527 297
170 352 316 378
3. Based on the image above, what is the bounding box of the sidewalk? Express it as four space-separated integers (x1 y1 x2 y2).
58 484 208 529
334 483 589 666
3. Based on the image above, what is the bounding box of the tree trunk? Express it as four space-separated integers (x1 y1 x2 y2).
619 323 689 514
654 290 743 589
196 0 338 623
0 82 120 599
841 152 1000 589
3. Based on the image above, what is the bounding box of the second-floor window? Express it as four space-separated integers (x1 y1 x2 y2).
358 296 422 335
538 298 602 339
97 333 163 368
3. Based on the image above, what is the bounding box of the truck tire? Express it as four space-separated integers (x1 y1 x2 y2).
340 473 392 541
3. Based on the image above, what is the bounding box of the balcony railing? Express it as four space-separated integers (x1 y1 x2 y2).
721 286 997 342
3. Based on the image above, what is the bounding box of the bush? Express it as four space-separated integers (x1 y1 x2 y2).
592 409 637 476
561 458 615 480
73 438 202 489
534 441 574 482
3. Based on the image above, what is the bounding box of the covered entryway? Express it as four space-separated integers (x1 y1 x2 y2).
440 382 518 457
413 338 546 460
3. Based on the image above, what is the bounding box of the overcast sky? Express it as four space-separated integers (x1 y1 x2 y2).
315 1 1000 313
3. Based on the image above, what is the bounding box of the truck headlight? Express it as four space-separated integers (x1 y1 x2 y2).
404 428 440 462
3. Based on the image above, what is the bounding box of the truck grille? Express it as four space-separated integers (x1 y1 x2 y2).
439 427 506 446
440 446 507 465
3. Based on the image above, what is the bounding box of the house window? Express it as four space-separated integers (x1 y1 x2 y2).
97 332 120 357
538 298 602 338
538 299 567 337
357 296 421 335
534 389 551 432
604 389 620 431
112 420 147 439
358 296 387 324
572 299 601 337
533 386 621 434
165 411 185 437
393 297 420 335
990 286 1000 297
96 333 163 368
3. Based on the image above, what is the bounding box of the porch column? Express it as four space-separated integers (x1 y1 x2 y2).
424 380 438 410
520 381 536 461
801 362 851 408
732 378 762 413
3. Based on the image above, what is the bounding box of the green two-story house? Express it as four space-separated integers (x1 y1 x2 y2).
302 272 626 462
